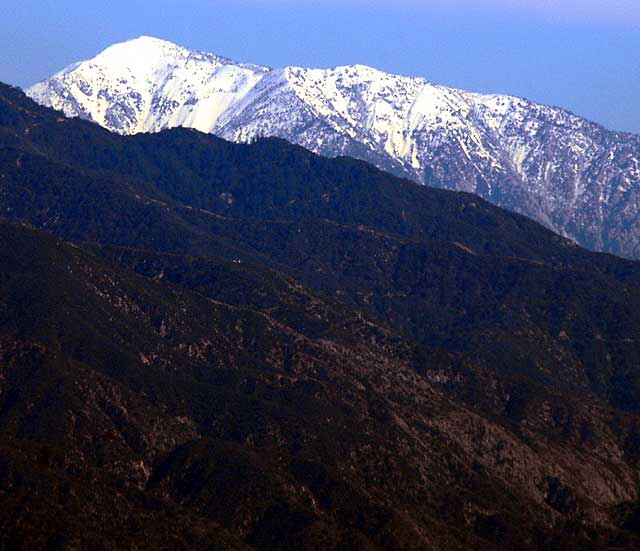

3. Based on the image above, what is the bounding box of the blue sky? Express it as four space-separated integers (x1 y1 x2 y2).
2 0 639 134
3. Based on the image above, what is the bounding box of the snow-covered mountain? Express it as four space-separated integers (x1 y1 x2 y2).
28 36 640 258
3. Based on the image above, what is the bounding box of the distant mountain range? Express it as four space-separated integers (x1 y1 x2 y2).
28 36 640 258
2 81 640 549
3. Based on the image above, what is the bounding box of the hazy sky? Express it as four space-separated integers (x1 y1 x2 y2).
2 0 639 134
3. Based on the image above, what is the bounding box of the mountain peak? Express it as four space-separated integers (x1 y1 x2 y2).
131 34 170 43
26 38 640 259
92 35 189 69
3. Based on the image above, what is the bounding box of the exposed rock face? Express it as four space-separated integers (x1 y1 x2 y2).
27 36 640 258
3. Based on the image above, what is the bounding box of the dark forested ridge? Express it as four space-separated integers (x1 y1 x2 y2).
1 82 640 550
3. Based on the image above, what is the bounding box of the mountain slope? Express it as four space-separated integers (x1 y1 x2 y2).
4 81 640 414
1 219 640 551
27 36 640 258
3 83 640 548
0 219 444 550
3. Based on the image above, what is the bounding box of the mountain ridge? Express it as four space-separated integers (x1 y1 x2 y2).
27 36 640 258
4 81 640 549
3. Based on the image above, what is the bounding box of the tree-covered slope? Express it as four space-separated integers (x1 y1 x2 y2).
2 83 640 549
2 82 640 413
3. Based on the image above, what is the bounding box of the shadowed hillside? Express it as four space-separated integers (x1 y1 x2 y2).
1 84 640 549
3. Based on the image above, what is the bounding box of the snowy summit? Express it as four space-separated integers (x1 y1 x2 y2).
28 36 640 258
